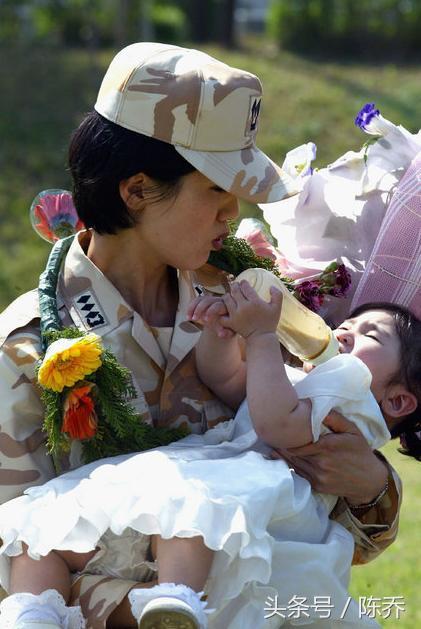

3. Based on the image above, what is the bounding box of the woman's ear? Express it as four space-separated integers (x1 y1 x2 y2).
381 383 418 419
119 173 147 211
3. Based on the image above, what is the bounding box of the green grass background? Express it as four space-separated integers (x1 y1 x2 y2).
0 40 420 625
349 442 420 626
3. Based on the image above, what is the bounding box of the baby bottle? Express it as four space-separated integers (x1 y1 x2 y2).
235 268 339 365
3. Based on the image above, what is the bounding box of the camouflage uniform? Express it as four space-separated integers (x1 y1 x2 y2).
0 231 402 627
0 40 403 628
0 232 233 624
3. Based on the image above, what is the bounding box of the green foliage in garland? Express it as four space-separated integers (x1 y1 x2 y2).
38 327 188 466
208 235 279 276
208 235 294 291
39 387 67 461
43 326 84 344
81 414 189 465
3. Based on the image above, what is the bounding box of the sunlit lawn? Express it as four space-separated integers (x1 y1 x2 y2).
349 441 421 627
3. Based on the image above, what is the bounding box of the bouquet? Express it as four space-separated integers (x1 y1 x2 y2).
253 102 421 323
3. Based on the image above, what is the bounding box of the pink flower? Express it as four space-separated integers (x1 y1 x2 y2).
235 218 287 268
30 189 84 243
244 229 277 261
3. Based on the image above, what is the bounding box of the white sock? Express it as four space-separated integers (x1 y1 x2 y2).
129 583 209 628
0 590 85 629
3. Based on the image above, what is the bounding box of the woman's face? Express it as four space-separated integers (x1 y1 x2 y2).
137 171 240 270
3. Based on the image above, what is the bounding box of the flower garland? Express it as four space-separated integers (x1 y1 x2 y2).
37 228 301 466
33 176 352 466
37 236 187 466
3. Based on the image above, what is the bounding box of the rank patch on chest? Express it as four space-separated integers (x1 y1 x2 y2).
73 291 108 330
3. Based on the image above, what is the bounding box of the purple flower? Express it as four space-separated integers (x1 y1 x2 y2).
294 280 325 312
355 103 380 130
329 264 352 297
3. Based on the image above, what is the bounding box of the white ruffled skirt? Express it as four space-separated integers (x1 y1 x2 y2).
1 357 386 628
0 413 379 627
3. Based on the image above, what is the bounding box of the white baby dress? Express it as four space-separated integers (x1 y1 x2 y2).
0 354 390 628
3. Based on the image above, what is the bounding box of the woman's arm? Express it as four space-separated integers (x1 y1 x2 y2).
0 330 56 507
275 412 388 503
333 454 401 565
272 411 401 563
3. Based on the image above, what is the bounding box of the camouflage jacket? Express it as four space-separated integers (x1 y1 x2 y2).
0 232 402 628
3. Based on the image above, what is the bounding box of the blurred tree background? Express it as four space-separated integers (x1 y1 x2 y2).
0 2 421 626
268 0 421 60
0 0 237 48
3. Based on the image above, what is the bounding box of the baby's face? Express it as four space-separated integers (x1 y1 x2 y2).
334 309 401 401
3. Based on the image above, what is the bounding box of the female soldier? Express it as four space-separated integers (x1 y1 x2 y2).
0 42 399 628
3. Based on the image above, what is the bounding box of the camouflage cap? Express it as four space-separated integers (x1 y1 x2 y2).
95 42 300 204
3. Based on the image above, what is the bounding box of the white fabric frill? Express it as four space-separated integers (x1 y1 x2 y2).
0 589 85 629
0 355 388 628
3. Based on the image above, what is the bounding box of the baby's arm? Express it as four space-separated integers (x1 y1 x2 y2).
188 296 246 410
224 281 313 449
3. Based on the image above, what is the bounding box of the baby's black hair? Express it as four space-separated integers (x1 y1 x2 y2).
350 302 421 461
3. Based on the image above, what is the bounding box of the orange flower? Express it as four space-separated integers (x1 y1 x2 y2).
62 383 97 440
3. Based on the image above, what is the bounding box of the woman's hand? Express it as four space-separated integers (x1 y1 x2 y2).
188 295 235 338
270 411 388 506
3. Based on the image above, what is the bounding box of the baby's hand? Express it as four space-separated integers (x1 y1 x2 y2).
223 280 282 340
187 295 235 338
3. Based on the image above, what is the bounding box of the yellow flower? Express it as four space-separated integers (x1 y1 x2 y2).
38 334 103 392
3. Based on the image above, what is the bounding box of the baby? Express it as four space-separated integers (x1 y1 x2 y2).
0 282 420 629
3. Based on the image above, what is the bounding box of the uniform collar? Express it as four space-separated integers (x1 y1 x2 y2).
58 232 229 372
59 231 134 336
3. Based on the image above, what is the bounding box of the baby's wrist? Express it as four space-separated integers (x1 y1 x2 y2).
200 324 220 338
202 324 236 341
245 330 278 345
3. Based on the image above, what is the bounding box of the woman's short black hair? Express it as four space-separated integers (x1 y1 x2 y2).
68 110 196 234
350 301 421 461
